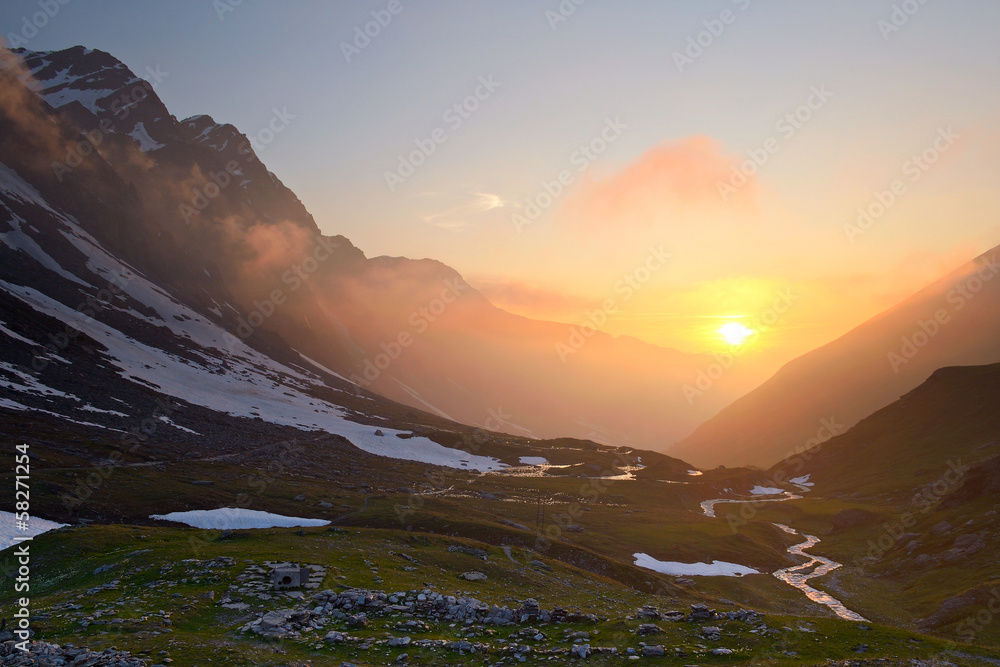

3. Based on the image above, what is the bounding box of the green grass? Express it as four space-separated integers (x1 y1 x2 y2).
4 523 996 666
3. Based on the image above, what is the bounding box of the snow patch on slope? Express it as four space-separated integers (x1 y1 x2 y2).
127 122 164 152
1 511 66 551
0 321 36 346
750 485 784 495
0 159 505 471
150 508 329 530
43 86 116 114
519 456 549 466
633 553 759 577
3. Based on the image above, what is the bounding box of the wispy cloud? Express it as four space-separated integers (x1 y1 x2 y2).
417 191 505 231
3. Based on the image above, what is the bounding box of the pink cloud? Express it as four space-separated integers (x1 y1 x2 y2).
561 135 756 232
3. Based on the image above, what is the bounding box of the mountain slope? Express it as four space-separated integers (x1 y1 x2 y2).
671 248 1000 468
2 45 749 453
750 363 1000 643
1 45 707 493
790 362 1000 500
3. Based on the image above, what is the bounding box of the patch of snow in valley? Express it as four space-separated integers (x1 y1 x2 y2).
790 474 814 486
519 456 549 466
750 485 784 495
150 508 330 530
1 511 66 551
633 553 759 577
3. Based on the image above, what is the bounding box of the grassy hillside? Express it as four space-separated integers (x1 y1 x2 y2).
3 524 994 666
739 363 1000 646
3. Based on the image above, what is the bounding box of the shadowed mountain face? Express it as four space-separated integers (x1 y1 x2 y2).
671 247 1000 468
785 362 1000 500
0 45 747 454
767 363 1000 640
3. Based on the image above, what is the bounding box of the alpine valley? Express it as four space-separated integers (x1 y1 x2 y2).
1 45 999 667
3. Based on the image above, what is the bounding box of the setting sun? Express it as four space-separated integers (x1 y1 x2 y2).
719 322 753 346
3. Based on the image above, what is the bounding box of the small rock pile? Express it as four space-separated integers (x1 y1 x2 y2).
240 588 599 638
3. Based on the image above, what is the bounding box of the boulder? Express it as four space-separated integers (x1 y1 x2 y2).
636 605 660 619
449 545 488 560
690 603 714 620
930 520 953 535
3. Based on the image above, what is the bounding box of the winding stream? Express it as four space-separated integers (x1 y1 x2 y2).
699 488 867 622
771 523 868 621
699 490 801 518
